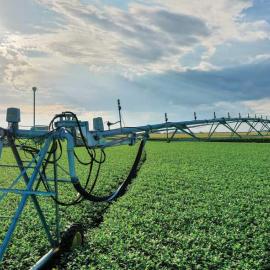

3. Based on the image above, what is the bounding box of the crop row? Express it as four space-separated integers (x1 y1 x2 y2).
65 142 270 269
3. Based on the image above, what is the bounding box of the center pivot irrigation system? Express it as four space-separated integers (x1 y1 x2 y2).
0 105 270 269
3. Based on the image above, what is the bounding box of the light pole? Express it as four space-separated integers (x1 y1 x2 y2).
165 112 168 142
32 87 37 128
117 99 122 130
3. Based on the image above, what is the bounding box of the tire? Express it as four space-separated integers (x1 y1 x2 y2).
59 223 84 252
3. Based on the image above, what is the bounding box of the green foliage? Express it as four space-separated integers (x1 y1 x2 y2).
1 142 270 269
0 144 138 269
66 142 270 270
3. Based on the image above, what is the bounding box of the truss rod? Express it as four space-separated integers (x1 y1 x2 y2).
221 121 242 138
246 121 263 136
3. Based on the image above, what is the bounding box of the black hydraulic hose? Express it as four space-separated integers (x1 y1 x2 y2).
50 111 105 164
73 138 147 202
74 150 93 165
18 138 62 164
88 155 103 193
21 111 145 205
74 148 106 165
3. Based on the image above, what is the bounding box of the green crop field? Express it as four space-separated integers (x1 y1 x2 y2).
1 142 270 269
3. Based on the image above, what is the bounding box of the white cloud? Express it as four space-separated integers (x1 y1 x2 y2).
191 61 220 71
152 0 270 58
0 0 269 129
0 0 268 91
242 98 270 115
246 53 270 64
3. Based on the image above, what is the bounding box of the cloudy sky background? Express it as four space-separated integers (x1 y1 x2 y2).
0 0 270 128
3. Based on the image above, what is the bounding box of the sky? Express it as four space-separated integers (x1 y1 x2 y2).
0 0 270 128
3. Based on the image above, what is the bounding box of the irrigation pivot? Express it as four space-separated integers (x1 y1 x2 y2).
0 107 270 268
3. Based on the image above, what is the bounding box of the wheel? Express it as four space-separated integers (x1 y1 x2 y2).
59 223 84 252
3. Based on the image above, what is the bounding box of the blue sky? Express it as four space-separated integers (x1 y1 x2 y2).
0 0 270 127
